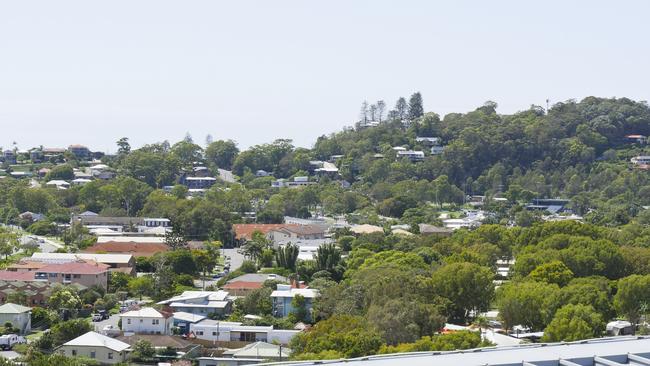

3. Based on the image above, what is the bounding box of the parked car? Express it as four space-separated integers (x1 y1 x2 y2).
92 313 103 322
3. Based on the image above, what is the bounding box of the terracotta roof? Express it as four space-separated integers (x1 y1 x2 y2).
233 224 299 240
38 260 110 274
83 242 169 257
223 281 263 290
0 271 38 281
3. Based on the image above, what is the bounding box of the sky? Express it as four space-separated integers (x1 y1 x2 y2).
1 1 650 153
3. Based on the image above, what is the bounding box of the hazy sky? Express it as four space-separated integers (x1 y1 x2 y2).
1 1 650 153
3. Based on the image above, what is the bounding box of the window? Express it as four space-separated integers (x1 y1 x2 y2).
71 350 77 356
212 331 217 336
152 319 159 325
108 353 113 360
140 319 143 323
127 319 131 324
49 273 57 278
90 351 96 359
197 331 203 335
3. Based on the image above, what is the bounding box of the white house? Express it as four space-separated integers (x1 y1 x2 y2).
58 331 130 364
189 319 300 344
0 303 31 334
271 284 319 320
157 291 232 316
631 156 650 165
397 150 425 161
119 307 172 335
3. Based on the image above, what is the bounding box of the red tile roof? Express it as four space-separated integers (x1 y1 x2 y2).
83 242 170 257
223 281 263 290
38 260 110 275
233 224 300 241
0 271 37 281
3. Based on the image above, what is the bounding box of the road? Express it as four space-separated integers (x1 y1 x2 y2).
21 235 64 253
93 313 120 332
223 248 244 271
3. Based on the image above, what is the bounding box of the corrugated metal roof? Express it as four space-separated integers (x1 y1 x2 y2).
257 336 650 366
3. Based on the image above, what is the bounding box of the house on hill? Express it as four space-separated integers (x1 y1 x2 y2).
57 331 130 364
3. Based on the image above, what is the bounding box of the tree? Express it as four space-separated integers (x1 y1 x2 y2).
376 100 386 122
430 262 494 323
290 294 309 323
289 315 383 359
542 304 604 342
408 92 424 120
613 274 650 324
165 226 188 250
50 318 92 346
366 298 446 345
528 261 574 286
44 164 74 181
131 339 156 361
48 286 83 314
276 244 299 271
315 243 342 273
496 281 561 331
6 291 27 306
394 97 408 120
0 229 18 260
128 276 154 300
205 140 240 170
116 137 131 155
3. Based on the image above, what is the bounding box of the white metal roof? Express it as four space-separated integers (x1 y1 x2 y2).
260 336 650 366
270 288 318 299
172 312 206 323
0 303 31 314
30 252 133 264
119 307 164 318
62 331 130 352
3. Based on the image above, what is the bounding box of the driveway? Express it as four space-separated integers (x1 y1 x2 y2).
93 313 120 332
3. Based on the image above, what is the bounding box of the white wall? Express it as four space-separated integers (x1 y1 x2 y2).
121 316 170 335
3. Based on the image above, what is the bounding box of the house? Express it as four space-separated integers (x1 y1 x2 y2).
172 312 206 334
67 145 92 160
415 137 441 146
631 156 650 165
182 176 217 189
45 180 70 189
57 331 130 364
442 211 485 230
625 134 647 144
418 224 453 237
70 215 170 233
0 303 31 334
397 150 425 161
271 284 318 319
28 252 135 275
119 307 173 335
233 224 292 242
197 357 264 366
2 151 16 165
83 242 169 258
350 224 384 235
430 146 445 155
0 260 110 289
189 319 300 345
35 260 110 289
255 170 270 177
223 273 288 297
223 341 291 360
267 225 326 243
271 176 315 188
0 280 68 307
193 166 211 177
525 198 570 214
157 291 233 317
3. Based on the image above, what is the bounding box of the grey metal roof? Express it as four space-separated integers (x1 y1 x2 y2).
255 336 650 366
